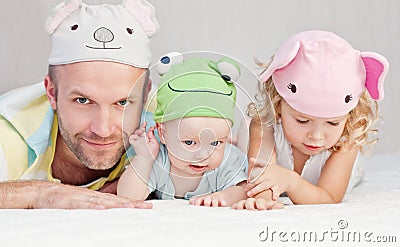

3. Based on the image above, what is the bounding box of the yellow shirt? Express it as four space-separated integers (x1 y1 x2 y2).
0 82 128 190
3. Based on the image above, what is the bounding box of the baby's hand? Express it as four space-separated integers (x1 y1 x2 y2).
231 198 284 210
189 193 227 207
247 158 295 200
129 122 159 160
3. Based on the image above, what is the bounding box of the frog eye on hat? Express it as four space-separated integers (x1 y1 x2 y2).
157 52 184 75
216 57 241 83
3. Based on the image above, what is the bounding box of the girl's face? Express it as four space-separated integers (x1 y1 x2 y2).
279 101 347 156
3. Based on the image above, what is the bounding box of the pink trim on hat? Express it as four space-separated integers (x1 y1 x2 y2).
361 52 389 100
123 0 160 37
45 0 82 34
257 30 389 118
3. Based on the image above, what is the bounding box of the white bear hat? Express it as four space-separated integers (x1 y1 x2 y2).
45 0 159 68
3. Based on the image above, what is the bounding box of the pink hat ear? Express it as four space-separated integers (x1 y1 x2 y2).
123 0 160 37
44 0 82 34
259 40 301 82
361 52 389 100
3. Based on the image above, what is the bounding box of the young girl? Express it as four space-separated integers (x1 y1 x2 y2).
118 53 258 207
233 30 389 210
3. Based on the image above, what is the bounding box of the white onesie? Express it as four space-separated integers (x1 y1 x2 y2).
273 122 364 193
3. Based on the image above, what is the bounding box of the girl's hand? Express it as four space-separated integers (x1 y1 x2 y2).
129 122 159 160
231 198 284 210
189 193 227 207
246 158 298 200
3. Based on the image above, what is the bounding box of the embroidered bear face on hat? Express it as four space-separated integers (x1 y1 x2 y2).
45 0 159 68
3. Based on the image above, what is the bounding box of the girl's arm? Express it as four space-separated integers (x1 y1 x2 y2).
287 147 358 204
247 147 358 204
117 124 159 200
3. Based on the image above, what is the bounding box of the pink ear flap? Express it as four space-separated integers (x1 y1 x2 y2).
259 40 301 82
44 0 82 34
123 0 160 37
361 52 389 100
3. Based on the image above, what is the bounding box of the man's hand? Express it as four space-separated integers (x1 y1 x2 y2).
0 180 152 209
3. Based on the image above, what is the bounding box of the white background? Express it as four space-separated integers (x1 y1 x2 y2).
0 0 399 154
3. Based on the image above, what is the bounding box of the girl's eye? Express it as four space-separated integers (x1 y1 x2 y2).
296 119 309 125
184 140 195 146
76 97 89 104
117 100 129 107
211 141 221 147
328 121 340 126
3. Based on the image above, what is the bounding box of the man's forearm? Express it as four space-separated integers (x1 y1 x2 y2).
0 180 45 209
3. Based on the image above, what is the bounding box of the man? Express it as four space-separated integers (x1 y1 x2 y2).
0 0 159 209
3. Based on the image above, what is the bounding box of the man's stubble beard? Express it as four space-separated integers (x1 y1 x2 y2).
57 111 128 171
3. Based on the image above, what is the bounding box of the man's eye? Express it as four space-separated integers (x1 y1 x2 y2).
211 141 221 147
117 100 129 107
76 97 89 104
296 119 309 125
183 140 195 146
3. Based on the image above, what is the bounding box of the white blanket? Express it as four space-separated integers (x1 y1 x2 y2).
1 154 399 247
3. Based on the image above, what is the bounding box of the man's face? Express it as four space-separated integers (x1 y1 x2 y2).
48 61 147 170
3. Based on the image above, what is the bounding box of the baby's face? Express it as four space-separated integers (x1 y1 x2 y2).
159 117 232 177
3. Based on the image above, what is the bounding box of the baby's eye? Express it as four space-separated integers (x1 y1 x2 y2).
76 97 90 105
296 119 309 124
117 100 129 107
211 141 221 147
183 140 196 146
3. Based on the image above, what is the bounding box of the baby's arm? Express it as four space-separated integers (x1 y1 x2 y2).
117 123 159 200
232 117 284 210
189 181 247 207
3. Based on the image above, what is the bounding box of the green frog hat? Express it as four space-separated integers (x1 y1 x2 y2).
153 52 240 125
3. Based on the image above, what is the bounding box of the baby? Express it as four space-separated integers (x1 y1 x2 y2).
118 53 249 207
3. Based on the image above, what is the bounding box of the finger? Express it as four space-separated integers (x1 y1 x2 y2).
244 198 257 210
147 130 158 145
203 196 212 207
247 182 273 197
231 200 246 210
273 201 284 209
188 197 196 205
270 186 280 201
255 198 268 210
211 198 220 207
189 197 201 206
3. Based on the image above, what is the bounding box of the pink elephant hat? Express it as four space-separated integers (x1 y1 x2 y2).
260 30 389 118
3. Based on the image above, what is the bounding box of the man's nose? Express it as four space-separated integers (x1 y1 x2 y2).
90 108 116 137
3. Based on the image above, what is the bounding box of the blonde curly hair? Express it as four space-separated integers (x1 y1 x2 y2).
248 61 380 153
